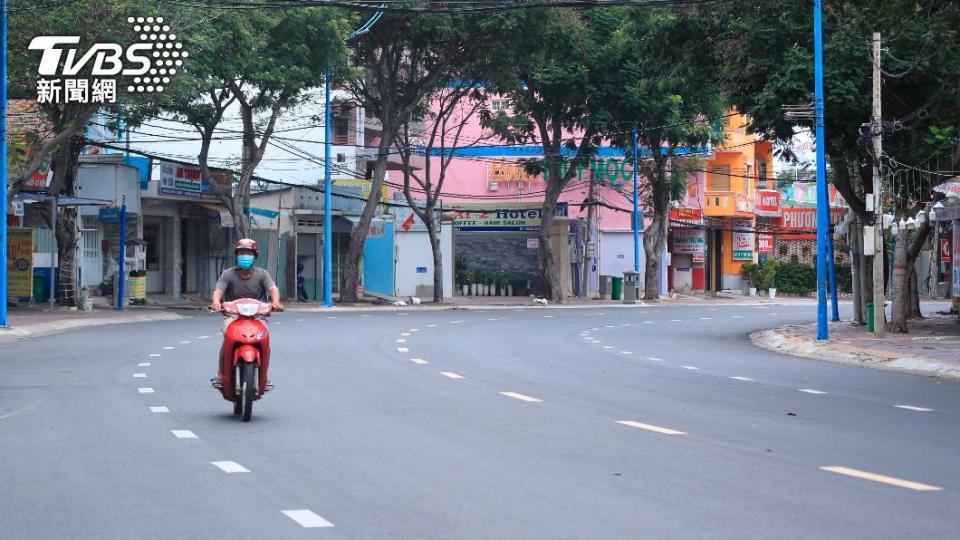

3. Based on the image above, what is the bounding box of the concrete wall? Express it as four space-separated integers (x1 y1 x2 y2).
394 226 454 300
599 230 645 285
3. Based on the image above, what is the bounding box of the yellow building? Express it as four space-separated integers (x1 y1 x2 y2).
703 112 775 291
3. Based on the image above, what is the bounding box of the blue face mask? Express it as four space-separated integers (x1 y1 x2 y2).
236 254 255 270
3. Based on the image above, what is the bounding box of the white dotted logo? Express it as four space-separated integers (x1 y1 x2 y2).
125 16 187 94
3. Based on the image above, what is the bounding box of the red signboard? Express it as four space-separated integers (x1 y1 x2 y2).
669 207 703 223
779 208 846 240
758 234 774 253
943 239 951 263
755 190 781 217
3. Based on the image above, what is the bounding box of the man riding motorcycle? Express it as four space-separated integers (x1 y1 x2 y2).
210 238 284 389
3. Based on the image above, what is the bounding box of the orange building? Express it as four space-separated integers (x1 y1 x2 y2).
703 113 775 292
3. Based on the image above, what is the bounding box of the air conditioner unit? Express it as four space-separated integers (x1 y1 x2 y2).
488 182 499 192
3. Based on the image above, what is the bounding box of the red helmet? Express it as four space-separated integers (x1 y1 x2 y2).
234 238 259 257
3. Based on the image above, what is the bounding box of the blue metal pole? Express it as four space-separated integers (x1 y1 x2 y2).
117 193 126 311
0 0 7 327
323 71 333 307
813 0 829 340
632 124 640 273
828 227 839 321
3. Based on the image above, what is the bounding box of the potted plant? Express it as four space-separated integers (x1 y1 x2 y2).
741 263 759 296
756 260 779 299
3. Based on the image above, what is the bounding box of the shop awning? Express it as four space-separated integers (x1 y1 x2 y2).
17 192 112 207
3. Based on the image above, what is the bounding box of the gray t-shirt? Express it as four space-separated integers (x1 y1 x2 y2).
215 266 276 302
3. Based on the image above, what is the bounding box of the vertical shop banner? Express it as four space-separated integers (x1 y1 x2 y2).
953 225 960 293
732 231 755 261
6 228 35 298
941 238 950 263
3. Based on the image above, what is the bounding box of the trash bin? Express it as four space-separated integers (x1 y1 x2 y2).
599 275 613 300
622 271 640 304
611 276 623 300
866 301 874 333
33 273 47 304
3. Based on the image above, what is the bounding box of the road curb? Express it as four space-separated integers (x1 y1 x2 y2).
750 326 960 380
0 311 187 342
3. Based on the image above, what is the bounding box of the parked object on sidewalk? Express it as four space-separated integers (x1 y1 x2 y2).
533 296 548 306
393 300 408 307
769 288 777 299
410 297 422 305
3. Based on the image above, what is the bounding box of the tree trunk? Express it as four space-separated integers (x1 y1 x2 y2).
537 181 564 302
642 159 670 301
849 216 864 324
427 216 444 304
889 229 910 333
55 207 79 307
909 266 922 319
341 125 396 303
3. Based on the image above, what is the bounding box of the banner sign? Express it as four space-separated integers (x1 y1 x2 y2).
6 228 34 299
758 233 774 253
732 231 754 261
755 190 781 217
942 238 951 264
454 203 568 232
669 207 703 225
672 229 705 254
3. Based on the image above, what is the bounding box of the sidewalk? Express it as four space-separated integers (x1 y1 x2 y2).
752 305 960 380
0 304 185 342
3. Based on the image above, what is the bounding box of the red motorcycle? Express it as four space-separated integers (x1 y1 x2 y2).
215 298 275 421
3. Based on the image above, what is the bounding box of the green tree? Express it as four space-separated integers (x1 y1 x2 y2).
482 8 614 302
163 6 349 239
605 7 725 300
341 10 506 302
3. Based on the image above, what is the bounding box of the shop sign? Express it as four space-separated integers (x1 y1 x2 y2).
669 207 703 225
941 238 950 263
672 229 705 254
99 207 120 223
159 161 224 200
692 253 704 264
755 190 781 217
953 227 960 293
6 228 34 299
526 238 539 249
454 203 568 232
735 198 754 214
732 231 754 261
779 208 846 240
757 234 774 253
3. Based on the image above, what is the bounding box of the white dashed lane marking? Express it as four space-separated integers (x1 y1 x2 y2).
603 346 613 349
179 340 191 344
729 376 754 382
138 388 154 394
401 332 410 336
699 317 712 320
646 357 664 362
799 389 827 395
621 351 633 355
211 461 250 474
440 372 465 380
283 510 334 529
411 358 429 365
409 329 419 332
681 365 699 370
138 362 151 367
670 319 682 322
499 392 542 403
820 466 941 491
133 373 147 378
149 353 161 357
396 339 406 343
197 335 211 339
643 321 653 324
397 347 409 353
428 324 437 327
171 430 197 439
150 406 169 413
163 346 175 350
617 420 686 435
895 405 933 412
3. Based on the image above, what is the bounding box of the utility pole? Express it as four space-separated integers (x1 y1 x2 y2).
582 175 596 297
871 32 885 337
0 0 7 327
813 0 829 340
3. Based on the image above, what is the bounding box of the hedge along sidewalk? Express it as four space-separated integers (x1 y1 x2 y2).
751 308 960 380
744 259 854 296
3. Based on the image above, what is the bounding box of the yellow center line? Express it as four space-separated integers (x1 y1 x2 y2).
616 420 686 436
820 466 942 491
499 391 542 403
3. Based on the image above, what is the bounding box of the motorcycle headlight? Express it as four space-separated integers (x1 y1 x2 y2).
237 303 259 317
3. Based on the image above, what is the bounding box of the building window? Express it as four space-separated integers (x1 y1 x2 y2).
758 160 768 188
708 165 731 192
491 99 509 113
331 103 353 145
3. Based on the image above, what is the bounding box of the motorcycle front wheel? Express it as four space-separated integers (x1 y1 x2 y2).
241 361 256 422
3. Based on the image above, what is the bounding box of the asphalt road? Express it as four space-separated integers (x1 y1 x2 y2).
1 303 958 539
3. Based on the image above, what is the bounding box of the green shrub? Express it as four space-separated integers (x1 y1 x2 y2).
774 261 817 295
755 259 779 291
835 264 853 294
